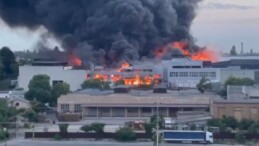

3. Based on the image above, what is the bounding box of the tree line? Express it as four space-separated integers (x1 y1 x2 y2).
0 47 19 90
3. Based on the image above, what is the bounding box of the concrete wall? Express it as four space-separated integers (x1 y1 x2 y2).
212 102 259 121
11 100 30 109
18 65 86 91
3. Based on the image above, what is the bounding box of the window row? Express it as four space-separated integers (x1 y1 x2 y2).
170 72 216 78
60 104 82 113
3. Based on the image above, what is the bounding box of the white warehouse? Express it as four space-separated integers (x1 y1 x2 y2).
18 60 86 91
162 58 220 88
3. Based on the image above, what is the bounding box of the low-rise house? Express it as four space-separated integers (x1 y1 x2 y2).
8 97 30 109
211 85 259 121
57 88 212 122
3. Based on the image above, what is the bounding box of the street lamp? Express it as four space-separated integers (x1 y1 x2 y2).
155 101 161 146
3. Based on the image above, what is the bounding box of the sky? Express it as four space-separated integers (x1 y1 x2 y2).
0 0 259 53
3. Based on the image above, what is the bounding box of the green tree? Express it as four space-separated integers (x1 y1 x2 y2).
150 114 165 129
221 116 238 130
248 122 259 134
80 125 93 133
23 109 37 122
25 75 52 104
59 124 69 133
221 76 256 97
0 99 19 129
224 77 255 89
25 88 52 103
207 119 221 127
0 47 16 75
80 123 105 134
114 127 137 142
197 77 211 93
81 79 110 90
144 123 155 135
28 75 51 90
90 123 105 134
236 131 246 144
51 82 70 106
238 119 254 130
230 45 237 56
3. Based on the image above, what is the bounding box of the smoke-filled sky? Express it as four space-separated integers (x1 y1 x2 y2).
0 0 258 54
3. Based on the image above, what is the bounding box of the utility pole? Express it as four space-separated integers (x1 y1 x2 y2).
155 101 161 146
32 123 35 140
156 102 159 146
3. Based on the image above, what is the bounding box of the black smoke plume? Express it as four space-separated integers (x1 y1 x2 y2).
0 0 200 67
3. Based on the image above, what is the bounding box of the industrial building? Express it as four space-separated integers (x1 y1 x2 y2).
211 86 259 121
57 88 211 120
18 59 86 91
18 57 259 92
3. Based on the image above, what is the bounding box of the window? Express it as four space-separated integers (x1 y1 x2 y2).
200 72 206 77
61 104 69 112
179 72 188 77
141 108 152 113
74 104 82 113
209 72 216 78
127 108 138 113
170 72 178 77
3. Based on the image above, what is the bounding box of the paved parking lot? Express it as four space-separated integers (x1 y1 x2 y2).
0 139 244 146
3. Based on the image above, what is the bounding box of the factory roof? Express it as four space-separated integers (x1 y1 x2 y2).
212 59 259 69
31 58 68 66
58 89 212 107
213 98 259 104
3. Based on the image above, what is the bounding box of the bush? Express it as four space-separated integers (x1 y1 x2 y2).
80 125 92 133
0 130 8 141
115 127 137 142
91 123 105 134
207 119 221 127
221 116 237 130
24 123 31 129
80 123 105 134
144 123 155 134
247 122 259 134
190 124 197 130
238 119 254 130
53 134 62 140
150 115 164 129
59 124 69 133
236 132 246 144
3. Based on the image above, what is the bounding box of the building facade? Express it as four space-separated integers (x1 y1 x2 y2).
57 90 211 120
18 65 86 91
211 100 259 121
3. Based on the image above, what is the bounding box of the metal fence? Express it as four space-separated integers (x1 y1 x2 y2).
25 132 259 140
25 132 152 139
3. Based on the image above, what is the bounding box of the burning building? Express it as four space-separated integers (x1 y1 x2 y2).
86 62 163 87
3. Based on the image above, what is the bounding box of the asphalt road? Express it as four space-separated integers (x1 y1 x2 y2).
0 139 244 146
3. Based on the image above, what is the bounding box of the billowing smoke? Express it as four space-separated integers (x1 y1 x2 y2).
0 0 201 67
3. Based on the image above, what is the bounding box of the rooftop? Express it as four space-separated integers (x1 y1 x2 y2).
59 89 212 107
212 59 259 69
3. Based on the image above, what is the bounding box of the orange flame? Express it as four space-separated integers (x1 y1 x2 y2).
91 62 161 87
69 53 82 67
117 62 130 72
154 42 218 62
